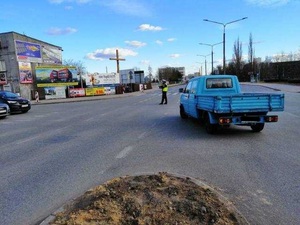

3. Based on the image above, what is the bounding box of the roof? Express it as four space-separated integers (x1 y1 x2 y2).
0 31 62 49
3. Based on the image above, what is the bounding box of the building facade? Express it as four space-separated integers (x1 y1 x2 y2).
120 68 145 84
0 31 62 99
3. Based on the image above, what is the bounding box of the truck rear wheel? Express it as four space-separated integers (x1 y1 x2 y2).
205 114 217 134
251 123 264 132
180 106 188 119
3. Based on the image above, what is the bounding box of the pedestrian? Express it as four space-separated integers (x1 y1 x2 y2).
159 80 168 105
35 91 39 103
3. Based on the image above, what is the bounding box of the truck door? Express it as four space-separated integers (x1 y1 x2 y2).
181 81 192 115
188 80 198 118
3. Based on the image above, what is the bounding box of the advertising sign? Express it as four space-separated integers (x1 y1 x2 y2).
19 62 33 84
36 65 78 87
0 72 7 85
44 86 66 99
69 88 85 97
85 73 120 86
85 87 105 96
15 40 42 63
42 45 62 64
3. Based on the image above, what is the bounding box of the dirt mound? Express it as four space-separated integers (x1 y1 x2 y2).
49 172 247 225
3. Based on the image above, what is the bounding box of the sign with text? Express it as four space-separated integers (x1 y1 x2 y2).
44 86 66 99
15 40 42 63
42 45 62 64
19 62 33 84
85 87 105 96
85 73 120 86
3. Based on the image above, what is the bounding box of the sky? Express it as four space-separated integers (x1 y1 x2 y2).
1 0 300 76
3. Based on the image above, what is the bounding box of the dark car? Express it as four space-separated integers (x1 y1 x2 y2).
0 91 31 113
0 99 10 118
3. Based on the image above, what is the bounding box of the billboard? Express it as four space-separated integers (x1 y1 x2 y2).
36 65 78 87
44 86 66 99
85 87 105 96
19 62 33 84
85 73 120 86
15 40 42 63
42 45 62 64
0 72 7 85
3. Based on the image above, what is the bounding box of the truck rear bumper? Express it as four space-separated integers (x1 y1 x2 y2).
218 115 278 125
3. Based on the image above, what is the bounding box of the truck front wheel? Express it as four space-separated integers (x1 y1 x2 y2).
180 106 188 119
251 123 265 132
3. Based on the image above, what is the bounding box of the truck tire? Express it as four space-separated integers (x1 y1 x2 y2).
180 106 188 119
251 123 264 132
205 114 217 134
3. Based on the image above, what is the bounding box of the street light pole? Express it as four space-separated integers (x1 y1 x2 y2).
203 17 248 74
199 42 222 75
197 54 210 75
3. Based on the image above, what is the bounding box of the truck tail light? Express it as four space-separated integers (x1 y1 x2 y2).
265 115 278 122
219 117 232 124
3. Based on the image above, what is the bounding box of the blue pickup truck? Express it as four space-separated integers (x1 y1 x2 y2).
179 75 284 134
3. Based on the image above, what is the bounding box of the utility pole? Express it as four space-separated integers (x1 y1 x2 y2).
109 49 125 74
203 17 248 74
199 42 222 74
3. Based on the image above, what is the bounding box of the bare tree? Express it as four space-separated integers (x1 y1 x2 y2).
63 59 86 74
148 65 153 82
233 37 243 76
248 33 254 71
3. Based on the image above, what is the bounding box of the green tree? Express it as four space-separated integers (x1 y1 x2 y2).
158 67 183 83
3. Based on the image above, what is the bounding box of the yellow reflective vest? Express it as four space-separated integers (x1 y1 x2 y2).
162 85 168 92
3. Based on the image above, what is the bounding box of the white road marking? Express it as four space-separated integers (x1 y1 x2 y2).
116 146 134 159
138 132 147 139
15 135 40 145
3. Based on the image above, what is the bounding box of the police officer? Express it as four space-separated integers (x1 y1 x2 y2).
159 80 168 105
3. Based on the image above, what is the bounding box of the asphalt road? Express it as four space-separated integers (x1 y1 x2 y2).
0 84 299 225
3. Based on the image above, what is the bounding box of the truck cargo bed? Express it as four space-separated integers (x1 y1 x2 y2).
197 93 284 113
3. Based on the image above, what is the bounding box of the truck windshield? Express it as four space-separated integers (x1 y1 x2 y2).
206 78 232 89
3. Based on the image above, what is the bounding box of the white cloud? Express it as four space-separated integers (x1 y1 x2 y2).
138 24 163 31
167 38 176 42
140 60 150 65
49 0 151 16
48 0 65 3
65 5 73 10
49 0 92 4
155 40 163 45
169 54 180 58
100 0 152 17
85 48 138 60
46 27 77 35
245 0 290 7
125 40 146 48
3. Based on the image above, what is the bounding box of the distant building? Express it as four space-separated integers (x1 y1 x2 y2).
120 68 145 84
0 31 63 99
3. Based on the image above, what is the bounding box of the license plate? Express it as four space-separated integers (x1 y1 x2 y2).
0 109 6 113
22 104 28 107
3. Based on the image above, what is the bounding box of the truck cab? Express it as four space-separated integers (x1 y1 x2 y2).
180 75 240 119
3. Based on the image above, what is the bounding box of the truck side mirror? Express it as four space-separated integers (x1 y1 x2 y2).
179 88 184 93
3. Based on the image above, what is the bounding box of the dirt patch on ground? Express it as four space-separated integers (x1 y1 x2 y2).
49 172 248 225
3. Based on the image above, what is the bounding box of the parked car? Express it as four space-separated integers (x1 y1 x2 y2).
0 99 10 118
0 91 31 113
